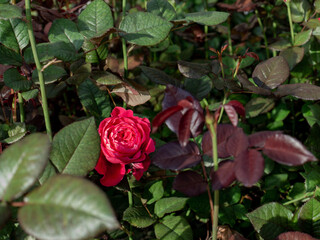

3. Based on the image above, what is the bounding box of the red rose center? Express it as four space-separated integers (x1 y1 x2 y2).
115 129 135 142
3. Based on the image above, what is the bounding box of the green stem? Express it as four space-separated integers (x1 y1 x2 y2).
255 10 270 58
283 192 313 205
207 121 219 240
217 93 228 123
25 0 52 141
18 93 25 122
203 0 209 59
286 1 295 45
272 22 277 57
113 0 118 22
122 0 128 79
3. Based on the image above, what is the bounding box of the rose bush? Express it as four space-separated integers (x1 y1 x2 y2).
95 107 155 187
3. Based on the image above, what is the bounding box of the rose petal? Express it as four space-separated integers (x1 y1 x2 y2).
97 157 126 187
131 158 151 180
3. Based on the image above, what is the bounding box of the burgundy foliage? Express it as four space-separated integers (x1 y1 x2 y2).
226 100 246 117
234 149 264 187
173 170 207 197
224 105 238 127
151 141 201 170
263 134 318 166
211 160 236 190
248 131 282 148
226 128 249 157
153 85 204 146
275 232 317 240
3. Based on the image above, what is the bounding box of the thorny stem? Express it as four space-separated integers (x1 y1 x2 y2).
285 0 295 45
122 0 128 79
255 10 270 58
18 93 25 122
25 0 52 141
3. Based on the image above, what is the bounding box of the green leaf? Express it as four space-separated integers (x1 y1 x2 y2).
144 180 164 204
18 175 119 240
279 47 304 70
247 202 293 240
1 122 27 144
82 39 108 63
184 75 212 100
21 89 39 101
301 165 320 192
291 0 311 23
3 68 32 91
24 42 80 63
50 117 100 176
78 79 111 118
119 12 173 46
185 11 229 26
38 161 56 185
298 198 320 237
0 133 50 202
245 97 275 118
252 56 290 89
315 0 320 13
123 207 156 228
154 197 188 218
48 18 84 51
78 0 113 39
67 62 91 85
154 216 193 240
147 0 176 21
0 4 22 19
269 39 291 51
32 65 67 85
0 44 22 65
294 29 312 46
0 19 19 51
302 104 320 127
92 71 122 85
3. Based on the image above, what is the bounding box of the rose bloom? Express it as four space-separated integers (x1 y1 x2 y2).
95 107 155 187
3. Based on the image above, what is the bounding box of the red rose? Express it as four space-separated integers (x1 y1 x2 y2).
95 107 155 187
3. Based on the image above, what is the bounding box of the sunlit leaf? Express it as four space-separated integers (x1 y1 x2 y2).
119 12 173 46
18 175 119 240
274 83 320 100
147 0 176 21
78 0 113 39
0 133 50 201
185 11 229 26
0 4 22 19
234 149 264 187
154 215 192 240
252 56 289 89
297 198 320 238
263 133 317 166
294 29 312 46
50 117 100 176
247 202 293 240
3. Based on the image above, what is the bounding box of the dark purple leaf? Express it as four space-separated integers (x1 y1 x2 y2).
190 110 204 137
140 66 177 85
152 141 201 170
263 134 318 166
152 105 183 133
162 85 203 135
224 105 238 127
279 47 304 70
248 131 282 148
211 160 236 190
227 100 245 117
275 232 317 240
226 128 249 157
177 98 193 109
274 83 320 100
252 56 289 89
202 124 236 158
179 109 195 147
234 149 264 187
173 170 207 197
